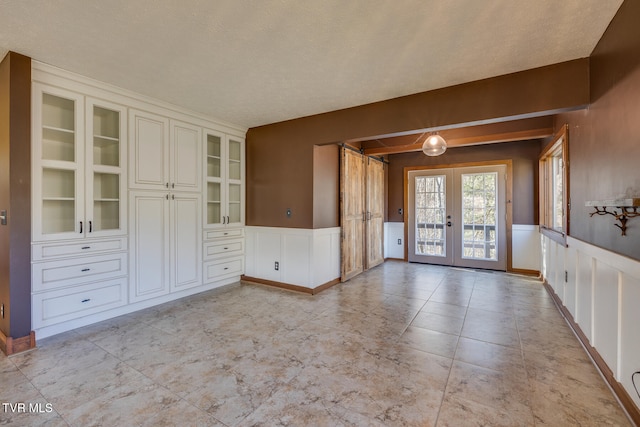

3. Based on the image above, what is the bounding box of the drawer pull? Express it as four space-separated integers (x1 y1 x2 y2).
81 268 91 272
81 246 91 250
224 247 229 250
81 298 91 303
224 267 229 270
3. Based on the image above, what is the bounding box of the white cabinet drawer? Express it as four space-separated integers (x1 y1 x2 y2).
204 228 244 240
203 258 243 283
32 237 127 261
33 252 128 292
32 278 127 328
203 240 244 260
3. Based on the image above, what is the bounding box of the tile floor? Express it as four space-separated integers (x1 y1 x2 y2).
1 261 632 426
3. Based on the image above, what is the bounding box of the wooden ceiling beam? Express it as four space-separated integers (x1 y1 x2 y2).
361 117 554 156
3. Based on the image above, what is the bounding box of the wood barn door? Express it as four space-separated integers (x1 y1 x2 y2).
365 157 385 269
340 147 384 281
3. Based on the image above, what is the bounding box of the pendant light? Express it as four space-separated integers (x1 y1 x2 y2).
422 134 447 156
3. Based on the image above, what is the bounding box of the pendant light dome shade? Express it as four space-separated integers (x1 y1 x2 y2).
422 134 447 156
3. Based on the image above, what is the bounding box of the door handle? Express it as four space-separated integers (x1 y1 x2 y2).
447 221 452 227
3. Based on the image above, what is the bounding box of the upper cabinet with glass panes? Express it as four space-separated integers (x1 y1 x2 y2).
32 83 127 242
204 131 244 228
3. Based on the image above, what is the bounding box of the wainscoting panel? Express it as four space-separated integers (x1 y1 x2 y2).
245 227 341 289
575 249 593 338
542 235 640 413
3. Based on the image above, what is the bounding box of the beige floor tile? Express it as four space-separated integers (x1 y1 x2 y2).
399 325 459 358
1 260 632 426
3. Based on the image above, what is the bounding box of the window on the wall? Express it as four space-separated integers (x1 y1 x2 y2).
539 124 569 244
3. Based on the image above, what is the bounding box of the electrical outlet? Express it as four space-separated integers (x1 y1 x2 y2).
397 238 402 245
398 208 403 215
275 261 279 271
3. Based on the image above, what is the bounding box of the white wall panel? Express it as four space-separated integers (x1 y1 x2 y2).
312 231 341 286
246 226 341 289
384 222 405 259
564 245 577 317
283 234 311 287
255 231 281 281
620 272 640 408
512 224 540 271
542 235 640 408
575 250 593 338
593 261 619 374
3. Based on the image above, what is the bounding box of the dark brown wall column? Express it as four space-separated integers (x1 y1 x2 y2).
0 51 32 354
247 59 589 229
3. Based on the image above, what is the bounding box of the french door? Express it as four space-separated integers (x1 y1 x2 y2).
408 165 506 271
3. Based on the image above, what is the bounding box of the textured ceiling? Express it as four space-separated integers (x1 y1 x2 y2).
0 0 623 129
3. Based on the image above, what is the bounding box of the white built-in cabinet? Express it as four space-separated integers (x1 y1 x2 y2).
203 130 245 285
128 110 203 303
32 84 127 241
31 81 128 329
204 130 244 227
129 110 201 192
30 63 245 338
129 190 202 302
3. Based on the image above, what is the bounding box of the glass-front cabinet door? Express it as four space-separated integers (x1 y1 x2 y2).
204 130 244 228
205 131 224 226
85 98 127 237
226 137 244 226
32 84 126 242
33 84 85 241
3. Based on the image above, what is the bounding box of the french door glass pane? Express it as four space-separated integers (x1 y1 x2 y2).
461 172 498 260
415 175 446 256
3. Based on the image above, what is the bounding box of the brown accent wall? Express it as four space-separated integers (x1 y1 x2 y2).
0 52 32 341
387 140 541 225
557 0 640 260
246 59 589 229
313 144 339 228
